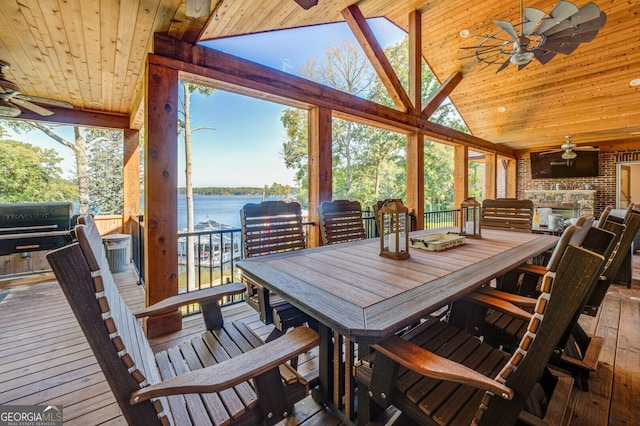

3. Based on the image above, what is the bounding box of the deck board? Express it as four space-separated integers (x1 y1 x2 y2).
0 255 638 425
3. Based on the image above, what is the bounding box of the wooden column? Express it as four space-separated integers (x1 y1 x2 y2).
505 159 517 198
144 61 181 337
484 152 497 200
454 145 468 208
123 129 140 234
308 107 333 247
407 133 424 230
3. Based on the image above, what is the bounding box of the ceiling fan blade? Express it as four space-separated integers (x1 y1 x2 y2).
15 94 73 109
533 48 557 64
522 8 545 35
493 20 519 40
542 2 601 36
546 29 600 44
540 149 564 155
535 1 580 34
574 146 599 151
10 98 54 116
539 39 581 55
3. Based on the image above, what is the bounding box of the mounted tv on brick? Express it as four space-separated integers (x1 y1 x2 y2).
530 151 599 179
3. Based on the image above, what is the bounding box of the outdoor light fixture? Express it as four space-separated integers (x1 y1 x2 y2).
378 199 410 260
460 197 482 239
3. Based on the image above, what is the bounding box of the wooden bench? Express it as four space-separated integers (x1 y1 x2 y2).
47 215 318 425
481 198 534 233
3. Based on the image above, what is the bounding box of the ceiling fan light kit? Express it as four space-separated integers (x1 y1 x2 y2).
462 1 606 72
541 135 598 166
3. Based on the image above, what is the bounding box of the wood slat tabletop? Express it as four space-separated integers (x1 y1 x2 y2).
238 229 558 342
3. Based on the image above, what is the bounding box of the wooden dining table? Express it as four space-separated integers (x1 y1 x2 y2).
237 228 558 424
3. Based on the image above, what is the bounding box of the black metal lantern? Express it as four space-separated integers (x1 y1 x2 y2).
379 199 410 260
460 197 482 238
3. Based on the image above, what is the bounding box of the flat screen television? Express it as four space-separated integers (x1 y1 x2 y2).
530 151 599 179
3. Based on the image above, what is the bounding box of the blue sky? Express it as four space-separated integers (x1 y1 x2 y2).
6 18 407 188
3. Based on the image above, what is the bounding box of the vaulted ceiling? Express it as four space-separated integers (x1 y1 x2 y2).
1 0 638 154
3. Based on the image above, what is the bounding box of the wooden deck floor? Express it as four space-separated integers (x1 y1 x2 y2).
0 254 638 425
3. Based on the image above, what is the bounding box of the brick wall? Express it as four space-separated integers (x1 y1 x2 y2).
517 149 640 216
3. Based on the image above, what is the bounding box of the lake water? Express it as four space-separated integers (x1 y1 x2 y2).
177 194 266 230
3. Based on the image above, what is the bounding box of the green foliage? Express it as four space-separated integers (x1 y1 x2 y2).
0 139 77 203
280 36 464 212
86 130 124 214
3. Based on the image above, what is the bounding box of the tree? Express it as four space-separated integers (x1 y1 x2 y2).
86 129 124 214
0 138 76 203
4 121 119 213
178 82 215 290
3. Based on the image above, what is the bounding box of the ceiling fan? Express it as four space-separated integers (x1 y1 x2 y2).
461 1 606 72
541 135 599 165
0 59 74 118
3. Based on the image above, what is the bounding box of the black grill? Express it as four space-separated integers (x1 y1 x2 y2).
0 202 74 256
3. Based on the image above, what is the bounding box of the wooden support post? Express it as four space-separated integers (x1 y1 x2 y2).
485 152 497 200
505 158 517 198
123 128 140 235
407 133 424 230
144 60 181 337
454 145 468 209
308 107 332 247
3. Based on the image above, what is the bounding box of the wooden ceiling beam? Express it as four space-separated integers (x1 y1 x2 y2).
152 33 515 157
408 10 422 112
422 71 463 119
12 106 130 129
341 4 413 113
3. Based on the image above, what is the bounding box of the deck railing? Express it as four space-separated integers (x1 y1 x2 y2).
424 209 460 230
130 208 458 315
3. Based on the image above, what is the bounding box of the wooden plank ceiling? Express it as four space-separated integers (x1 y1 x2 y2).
0 0 638 153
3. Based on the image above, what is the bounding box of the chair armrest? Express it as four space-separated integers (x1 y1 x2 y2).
512 264 547 276
372 335 513 400
463 292 533 321
133 282 246 318
476 288 537 307
130 326 319 404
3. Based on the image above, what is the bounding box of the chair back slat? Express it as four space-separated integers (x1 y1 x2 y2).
481 199 534 233
241 201 306 258
318 200 366 245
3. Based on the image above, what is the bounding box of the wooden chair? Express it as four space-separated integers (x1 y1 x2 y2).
354 224 607 425
240 201 312 337
583 208 640 314
47 215 319 426
318 199 366 245
471 215 626 390
481 198 534 233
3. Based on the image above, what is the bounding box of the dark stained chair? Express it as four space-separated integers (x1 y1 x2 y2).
467 212 640 390
583 208 640 314
318 199 366 245
481 198 534 233
354 224 607 425
47 215 319 426
240 201 313 339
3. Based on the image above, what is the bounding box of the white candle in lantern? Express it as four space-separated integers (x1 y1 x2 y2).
466 221 474 234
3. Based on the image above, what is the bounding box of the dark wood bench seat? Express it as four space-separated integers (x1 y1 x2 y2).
46 215 319 425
